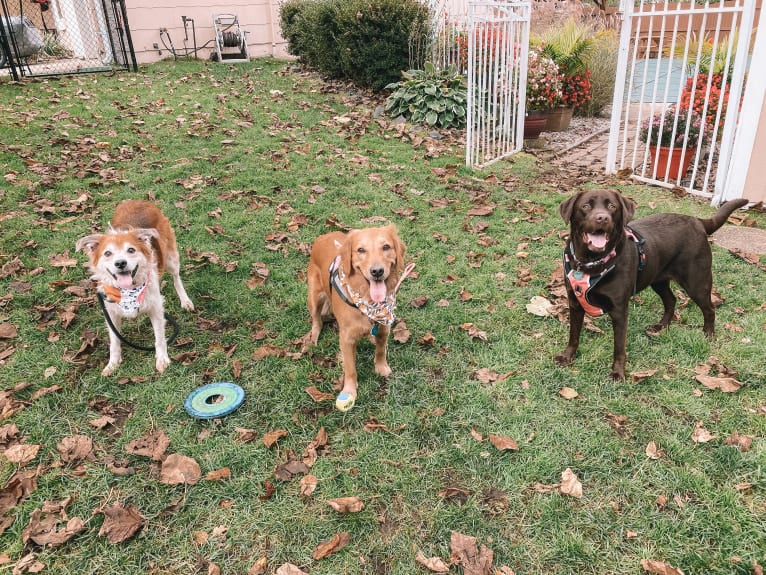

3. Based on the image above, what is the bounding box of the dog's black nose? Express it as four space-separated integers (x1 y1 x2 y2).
114 259 128 270
370 265 385 280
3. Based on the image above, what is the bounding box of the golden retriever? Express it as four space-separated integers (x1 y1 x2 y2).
307 225 408 411
76 200 194 376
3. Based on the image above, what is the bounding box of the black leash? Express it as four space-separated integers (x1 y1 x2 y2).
97 291 179 351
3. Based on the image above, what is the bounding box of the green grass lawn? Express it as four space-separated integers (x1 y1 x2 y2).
0 59 764 575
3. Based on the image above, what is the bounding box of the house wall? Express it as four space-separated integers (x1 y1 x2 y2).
742 79 766 202
125 0 290 63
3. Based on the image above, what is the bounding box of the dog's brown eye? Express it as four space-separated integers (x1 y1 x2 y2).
357 247 366 254
127 247 136 254
382 244 391 251
104 250 112 257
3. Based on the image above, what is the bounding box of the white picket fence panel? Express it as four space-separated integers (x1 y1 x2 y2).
606 0 756 198
429 0 530 168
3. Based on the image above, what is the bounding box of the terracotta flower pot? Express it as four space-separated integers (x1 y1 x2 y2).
649 145 694 180
544 106 574 132
524 111 548 139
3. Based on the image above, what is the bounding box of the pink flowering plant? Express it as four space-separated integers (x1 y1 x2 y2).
526 46 563 111
640 106 705 148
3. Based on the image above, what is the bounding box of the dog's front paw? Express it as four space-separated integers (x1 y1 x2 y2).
102 361 121 376
155 355 171 373
181 299 195 312
609 365 625 381
554 351 575 366
375 362 392 378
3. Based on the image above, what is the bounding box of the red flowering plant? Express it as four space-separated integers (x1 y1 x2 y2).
679 73 729 126
526 46 563 111
559 69 592 109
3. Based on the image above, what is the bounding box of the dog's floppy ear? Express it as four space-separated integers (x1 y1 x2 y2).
341 230 356 276
76 234 102 254
618 194 636 223
559 193 581 224
387 225 406 276
134 228 159 245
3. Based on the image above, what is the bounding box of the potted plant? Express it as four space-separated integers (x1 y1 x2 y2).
640 106 705 179
536 19 596 130
525 46 562 138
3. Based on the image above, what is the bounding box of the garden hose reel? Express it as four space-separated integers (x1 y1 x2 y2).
212 14 248 63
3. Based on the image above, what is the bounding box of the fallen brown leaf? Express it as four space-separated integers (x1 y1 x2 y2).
160 453 201 485
631 369 658 382
56 435 93 463
415 550 450 573
300 474 318 498
640 558 685 575
12 552 44 574
559 468 583 499
305 386 334 402
393 320 411 343
262 429 288 448
691 422 715 444
724 431 753 452
326 496 364 513
449 531 494 575
124 429 170 460
694 374 742 393
205 467 231 481
645 441 663 460
248 557 268 575
312 531 350 560
0 323 17 339
488 434 518 452
275 564 308 575
558 386 579 400
3 444 40 465
98 503 144 544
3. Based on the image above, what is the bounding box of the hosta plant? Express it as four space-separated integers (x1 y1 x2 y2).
384 61 467 129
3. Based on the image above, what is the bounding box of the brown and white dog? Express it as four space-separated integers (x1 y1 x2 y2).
554 189 747 380
306 225 409 411
76 200 194 376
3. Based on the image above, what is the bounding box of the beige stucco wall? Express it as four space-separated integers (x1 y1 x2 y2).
742 96 766 203
125 0 290 64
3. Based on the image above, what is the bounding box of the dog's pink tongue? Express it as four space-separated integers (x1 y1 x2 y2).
116 273 134 289
370 280 387 303
587 233 608 251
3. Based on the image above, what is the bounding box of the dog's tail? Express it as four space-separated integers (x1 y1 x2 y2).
701 198 748 235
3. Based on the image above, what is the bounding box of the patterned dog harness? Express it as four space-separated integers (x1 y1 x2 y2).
329 256 414 335
98 281 148 314
563 226 646 317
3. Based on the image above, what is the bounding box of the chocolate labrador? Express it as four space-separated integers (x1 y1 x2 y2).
554 189 747 380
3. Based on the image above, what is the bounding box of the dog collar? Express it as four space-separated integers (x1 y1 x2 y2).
567 242 617 274
98 280 148 314
563 226 648 317
329 256 414 334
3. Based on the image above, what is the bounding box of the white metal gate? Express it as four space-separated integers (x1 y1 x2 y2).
606 0 756 197
464 1 531 168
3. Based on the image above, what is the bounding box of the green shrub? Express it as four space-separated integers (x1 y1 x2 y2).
335 0 432 91
384 61 467 129
279 0 344 78
279 0 308 57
